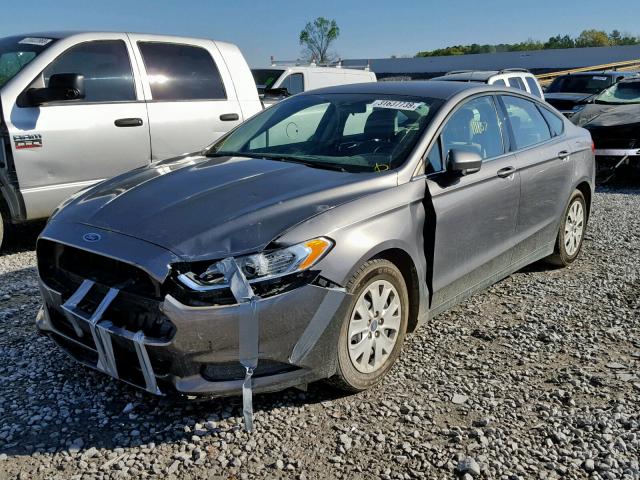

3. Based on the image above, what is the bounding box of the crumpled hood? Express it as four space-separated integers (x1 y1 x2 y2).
53 154 396 260
571 103 640 128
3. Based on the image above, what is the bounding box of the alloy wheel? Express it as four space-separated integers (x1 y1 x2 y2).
347 279 401 374
564 199 584 257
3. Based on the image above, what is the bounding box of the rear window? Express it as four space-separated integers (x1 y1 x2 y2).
546 74 612 94
502 95 551 149
525 77 543 98
138 42 226 101
538 106 564 137
508 77 527 91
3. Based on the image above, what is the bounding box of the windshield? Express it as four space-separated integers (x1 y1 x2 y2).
251 68 285 93
595 81 640 105
0 35 55 88
208 93 443 173
546 74 613 94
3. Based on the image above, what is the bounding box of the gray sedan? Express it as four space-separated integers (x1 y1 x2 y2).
36 81 594 399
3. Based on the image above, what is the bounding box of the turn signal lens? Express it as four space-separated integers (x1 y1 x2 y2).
298 238 333 271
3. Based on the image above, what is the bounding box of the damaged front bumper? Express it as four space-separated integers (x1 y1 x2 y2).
36 244 350 398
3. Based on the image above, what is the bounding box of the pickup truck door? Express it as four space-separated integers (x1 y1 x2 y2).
4 34 150 220
128 34 244 160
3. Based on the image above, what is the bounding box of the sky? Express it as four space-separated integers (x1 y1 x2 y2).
1 0 639 67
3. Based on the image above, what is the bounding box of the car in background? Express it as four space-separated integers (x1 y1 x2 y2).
430 69 544 99
252 64 376 106
36 81 594 399
0 32 262 248
544 71 638 117
571 77 640 179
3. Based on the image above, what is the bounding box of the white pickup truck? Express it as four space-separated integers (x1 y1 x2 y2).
0 31 263 245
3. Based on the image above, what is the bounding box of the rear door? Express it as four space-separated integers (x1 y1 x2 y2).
129 35 243 160
7 36 150 220
426 95 521 310
498 94 574 258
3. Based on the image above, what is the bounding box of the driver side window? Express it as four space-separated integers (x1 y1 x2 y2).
441 96 504 163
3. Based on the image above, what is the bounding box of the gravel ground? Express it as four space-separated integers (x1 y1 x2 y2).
0 187 638 480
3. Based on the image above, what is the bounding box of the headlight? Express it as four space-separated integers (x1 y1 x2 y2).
177 237 334 291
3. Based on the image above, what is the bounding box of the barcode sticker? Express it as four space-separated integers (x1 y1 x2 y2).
371 100 424 111
19 37 53 46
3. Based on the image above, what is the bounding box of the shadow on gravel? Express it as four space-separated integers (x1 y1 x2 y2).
1 220 45 254
0 264 351 458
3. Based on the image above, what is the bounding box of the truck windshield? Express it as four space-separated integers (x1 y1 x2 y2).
546 74 612 94
595 81 640 105
251 68 284 93
0 35 55 88
208 93 443 173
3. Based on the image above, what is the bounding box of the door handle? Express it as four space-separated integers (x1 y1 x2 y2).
558 150 570 160
114 118 143 127
497 166 516 178
219 113 240 121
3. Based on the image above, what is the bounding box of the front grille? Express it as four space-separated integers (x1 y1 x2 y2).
38 239 161 300
38 240 175 341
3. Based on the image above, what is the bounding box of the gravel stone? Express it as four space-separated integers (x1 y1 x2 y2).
0 187 638 479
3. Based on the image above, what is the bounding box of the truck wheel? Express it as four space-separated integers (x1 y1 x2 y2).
329 259 409 392
547 190 587 267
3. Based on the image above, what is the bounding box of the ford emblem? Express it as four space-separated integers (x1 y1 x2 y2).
83 232 101 242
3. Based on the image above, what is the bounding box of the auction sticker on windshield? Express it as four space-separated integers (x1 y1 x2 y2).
18 37 53 46
371 100 425 111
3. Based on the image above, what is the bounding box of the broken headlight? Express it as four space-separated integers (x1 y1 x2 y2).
176 237 334 292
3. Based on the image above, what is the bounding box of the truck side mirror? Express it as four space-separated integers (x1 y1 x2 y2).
447 149 482 175
27 73 85 106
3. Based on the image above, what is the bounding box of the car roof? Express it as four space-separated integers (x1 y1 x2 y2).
299 80 491 100
5 31 215 42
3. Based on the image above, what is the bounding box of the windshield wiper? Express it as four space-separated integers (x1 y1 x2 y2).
207 151 349 172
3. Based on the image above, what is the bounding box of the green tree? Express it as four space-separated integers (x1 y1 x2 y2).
299 17 340 63
575 29 611 47
544 34 575 49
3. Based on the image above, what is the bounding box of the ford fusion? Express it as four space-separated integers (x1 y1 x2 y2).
36 82 595 397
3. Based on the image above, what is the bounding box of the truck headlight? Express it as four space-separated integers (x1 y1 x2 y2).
177 237 334 291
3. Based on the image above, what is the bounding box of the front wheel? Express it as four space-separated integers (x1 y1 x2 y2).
329 259 409 392
547 190 587 267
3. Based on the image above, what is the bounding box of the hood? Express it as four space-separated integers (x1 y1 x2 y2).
571 103 640 128
53 154 396 261
544 92 594 103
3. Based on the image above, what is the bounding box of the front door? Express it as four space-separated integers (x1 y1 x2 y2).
426 95 521 311
6 36 150 220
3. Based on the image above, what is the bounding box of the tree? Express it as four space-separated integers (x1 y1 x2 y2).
544 34 575 49
575 29 610 47
299 17 340 63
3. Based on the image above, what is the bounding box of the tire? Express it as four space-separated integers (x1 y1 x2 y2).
328 259 409 392
0 209 4 252
547 190 587 267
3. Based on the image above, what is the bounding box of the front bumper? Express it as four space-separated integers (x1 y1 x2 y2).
36 245 350 398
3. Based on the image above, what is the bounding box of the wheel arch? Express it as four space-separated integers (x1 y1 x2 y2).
575 180 592 219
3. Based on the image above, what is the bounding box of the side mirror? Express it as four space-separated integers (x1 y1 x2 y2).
27 73 85 106
448 149 482 175
263 87 290 98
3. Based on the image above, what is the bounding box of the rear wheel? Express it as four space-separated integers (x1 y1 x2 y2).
0 209 4 251
329 259 409 392
547 190 587 267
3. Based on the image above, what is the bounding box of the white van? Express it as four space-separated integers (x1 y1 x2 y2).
0 32 262 245
252 64 377 105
